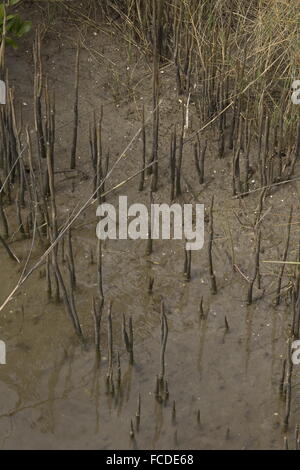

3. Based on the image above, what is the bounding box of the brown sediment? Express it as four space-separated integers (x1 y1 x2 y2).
1 1 300 451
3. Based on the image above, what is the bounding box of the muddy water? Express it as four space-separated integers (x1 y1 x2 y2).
0 10 299 449
0 200 294 449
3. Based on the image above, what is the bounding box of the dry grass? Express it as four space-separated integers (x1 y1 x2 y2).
35 0 299 138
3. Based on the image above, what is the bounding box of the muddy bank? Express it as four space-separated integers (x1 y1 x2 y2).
0 5 299 449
